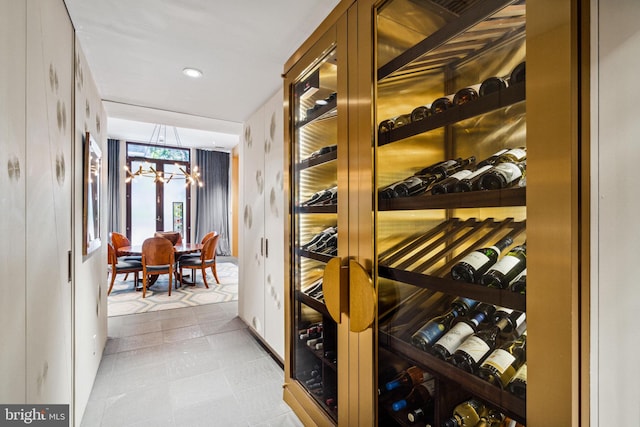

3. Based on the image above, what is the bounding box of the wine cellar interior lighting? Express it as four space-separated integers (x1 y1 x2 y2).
124 124 203 187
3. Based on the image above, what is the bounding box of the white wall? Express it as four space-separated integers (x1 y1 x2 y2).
592 0 640 424
73 37 109 424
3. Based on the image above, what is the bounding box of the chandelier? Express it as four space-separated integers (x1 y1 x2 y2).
124 125 203 187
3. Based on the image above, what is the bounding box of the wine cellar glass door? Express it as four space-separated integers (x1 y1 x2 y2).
374 1 528 426
284 20 347 425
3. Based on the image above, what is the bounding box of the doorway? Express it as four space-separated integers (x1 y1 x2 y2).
125 142 192 244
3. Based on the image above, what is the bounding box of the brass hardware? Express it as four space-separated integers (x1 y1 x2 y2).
349 260 376 333
323 257 343 323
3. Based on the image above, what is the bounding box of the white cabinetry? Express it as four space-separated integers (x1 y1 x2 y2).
239 89 285 360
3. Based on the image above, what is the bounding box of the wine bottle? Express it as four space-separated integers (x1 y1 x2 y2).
479 76 509 96
415 158 462 176
496 147 526 163
394 113 412 128
508 268 527 294
410 104 432 122
384 365 433 392
473 409 504 427
506 362 527 399
407 403 435 424
303 227 337 252
391 379 435 411
442 399 486 427
476 149 510 168
452 165 494 193
431 95 454 114
447 316 512 374
379 118 395 133
510 62 526 85
492 307 527 339
478 160 526 190
411 297 477 351
302 185 337 206
394 175 437 198
479 242 526 289
430 169 473 194
309 144 337 158
430 156 476 177
431 303 496 360
477 331 527 388
451 236 514 283
453 84 481 106
500 417 526 427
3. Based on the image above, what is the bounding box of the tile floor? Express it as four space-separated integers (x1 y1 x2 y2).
80 301 303 427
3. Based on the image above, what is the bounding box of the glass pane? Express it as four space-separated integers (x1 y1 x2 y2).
291 46 339 421
163 163 187 238
375 1 527 426
130 160 157 245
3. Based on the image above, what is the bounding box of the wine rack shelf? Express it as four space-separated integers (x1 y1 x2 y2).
298 249 334 263
297 290 329 315
377 0 526 82
378 186 525 211
296 97 338 128
378 82 524 147
379 331 526 424
296 149 337 171
295 205 338 214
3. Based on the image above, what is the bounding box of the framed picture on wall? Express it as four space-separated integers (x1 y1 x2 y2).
83 132 102 255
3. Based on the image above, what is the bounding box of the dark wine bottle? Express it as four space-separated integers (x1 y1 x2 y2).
509 268 527 294
430 95 454 114
300 227 336 250
302 185 337 206
414 158 462 176
379 118 395 133
492 307 527 340
478 160 526 190
474 409 505 427
431 303 496 360
506 362 527 399
384 365 433 392
510 61 526 85
430 169 473 194
452 165 493 193
453 84 481 106
477 331 527 389
410 105 432 122
476 149 510 168
411 297 477 351
479 242 526 289
394 175 436 198
309 144 337 158
391 380 435 412
451 236 513 283
430 156 476 177
479 76 509 96
448 316 512 374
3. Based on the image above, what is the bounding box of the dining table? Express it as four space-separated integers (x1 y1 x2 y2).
118 242 204 288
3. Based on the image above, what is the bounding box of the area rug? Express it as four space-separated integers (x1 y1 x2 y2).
107 262 238 317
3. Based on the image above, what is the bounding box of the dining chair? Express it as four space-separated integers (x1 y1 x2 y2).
141 236 177 298
180 231 217 261
178 233 221 288
107 243 143 295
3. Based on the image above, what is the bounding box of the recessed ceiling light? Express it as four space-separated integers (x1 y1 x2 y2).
182 67 203 78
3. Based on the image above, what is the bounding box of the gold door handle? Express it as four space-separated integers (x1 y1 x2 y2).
349 260 376 333
323 257 347 324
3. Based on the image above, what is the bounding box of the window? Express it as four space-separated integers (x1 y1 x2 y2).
125 142 192 244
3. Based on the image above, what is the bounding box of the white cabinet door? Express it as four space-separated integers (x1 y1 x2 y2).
263 91 285 360
25 0 73 403
0 0 27 403
239 105 266 336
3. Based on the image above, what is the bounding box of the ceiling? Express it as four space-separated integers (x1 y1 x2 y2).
64 0 341 150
